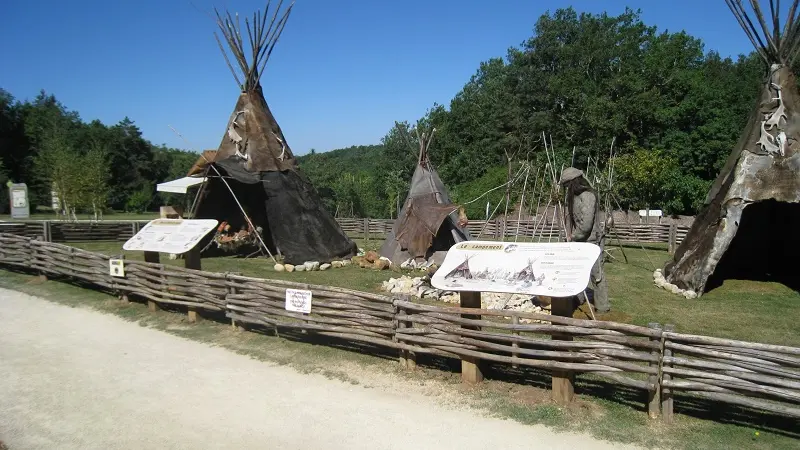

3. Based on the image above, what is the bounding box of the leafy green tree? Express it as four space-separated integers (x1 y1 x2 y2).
80 141 111 219
126 185 154 213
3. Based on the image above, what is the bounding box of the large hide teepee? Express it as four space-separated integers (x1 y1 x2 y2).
194 1 357 265
379 127 471 266
664 0 800 295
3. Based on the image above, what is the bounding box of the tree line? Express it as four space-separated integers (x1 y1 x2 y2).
1 7 771 220
300 7 767 219
0 90 199 216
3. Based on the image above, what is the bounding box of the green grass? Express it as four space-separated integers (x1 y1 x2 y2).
68 239 800 347
0 268 797 450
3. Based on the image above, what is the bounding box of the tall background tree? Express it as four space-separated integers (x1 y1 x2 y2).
298 7 767 218
0 7 771 219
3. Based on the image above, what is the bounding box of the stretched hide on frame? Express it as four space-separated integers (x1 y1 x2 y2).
395 196 459 260
380 159 471 266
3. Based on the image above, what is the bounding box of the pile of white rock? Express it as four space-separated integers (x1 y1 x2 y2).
381 275 550 321
653 269 698 299
274 259 352 273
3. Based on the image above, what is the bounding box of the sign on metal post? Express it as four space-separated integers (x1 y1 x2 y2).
122 218 218 254
431 241 601 297
9 183 30 219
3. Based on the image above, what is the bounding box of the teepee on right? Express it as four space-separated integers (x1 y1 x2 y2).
664 0 800 296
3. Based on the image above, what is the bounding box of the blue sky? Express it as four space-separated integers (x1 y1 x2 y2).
2 0 754 155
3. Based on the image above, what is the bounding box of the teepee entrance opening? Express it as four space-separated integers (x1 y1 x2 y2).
706 200 800 291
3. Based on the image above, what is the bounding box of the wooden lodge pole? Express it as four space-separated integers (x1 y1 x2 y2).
460 291 483 383
549 295 575 405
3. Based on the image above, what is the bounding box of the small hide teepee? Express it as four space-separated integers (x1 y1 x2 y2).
379 127 471 266
193 1 357 265
664 0 800 295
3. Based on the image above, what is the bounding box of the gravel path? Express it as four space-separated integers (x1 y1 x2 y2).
0 288 636 450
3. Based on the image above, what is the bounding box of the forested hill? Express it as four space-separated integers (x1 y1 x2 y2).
1 7 773 220
298 7 768 220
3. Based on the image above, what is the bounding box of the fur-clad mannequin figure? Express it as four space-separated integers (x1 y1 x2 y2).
558 167 610 313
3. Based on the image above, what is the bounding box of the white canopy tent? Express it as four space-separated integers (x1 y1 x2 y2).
156 177 206 194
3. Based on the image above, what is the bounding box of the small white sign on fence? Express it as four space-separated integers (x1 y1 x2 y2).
431 240 601 297
285 288 312 314
109 259 125 278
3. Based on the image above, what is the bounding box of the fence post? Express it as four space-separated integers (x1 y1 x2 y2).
512 315 520 369
668 223 677 255
550 296 574 405
363 218 370 240
396 296 416 370
661 323 675 422
226 272 247 332
648 322 663 418
460 291 483 383
42 221 51 242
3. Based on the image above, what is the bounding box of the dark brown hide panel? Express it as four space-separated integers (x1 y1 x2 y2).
216 90 298 173
395 194 458 260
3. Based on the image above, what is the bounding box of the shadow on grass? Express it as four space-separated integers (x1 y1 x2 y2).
673 395 800 440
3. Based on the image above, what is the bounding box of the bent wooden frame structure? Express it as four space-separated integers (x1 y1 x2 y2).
1 232 798 422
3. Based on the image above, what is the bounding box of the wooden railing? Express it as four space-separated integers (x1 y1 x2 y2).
1 232 798 423
1 218 689 251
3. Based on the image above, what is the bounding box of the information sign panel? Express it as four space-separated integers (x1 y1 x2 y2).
122 219 218 254
431 241 601 297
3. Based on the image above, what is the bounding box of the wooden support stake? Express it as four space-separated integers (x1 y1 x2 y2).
668 224 677 255
188 307 199 323
184 247 201 271
661 323 675 422
460 291 483 384
398 303 417 370
550 296 575 405
512 315 520 369
648 322 663 419
144 251 160 264
148 300 158 312
363 218 370 240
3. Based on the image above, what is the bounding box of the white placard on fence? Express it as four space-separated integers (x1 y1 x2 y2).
285 288 312 314
109 259 125 277
122 219 218 254
431 240 601 297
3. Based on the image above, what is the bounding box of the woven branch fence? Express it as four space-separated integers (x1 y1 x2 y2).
1 232 796 422
1 219 688 250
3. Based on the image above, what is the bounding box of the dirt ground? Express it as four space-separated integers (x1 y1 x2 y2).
0 287 640 450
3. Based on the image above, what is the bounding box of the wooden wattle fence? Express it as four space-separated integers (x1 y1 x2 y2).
1 219 689 252
1 232 798 423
